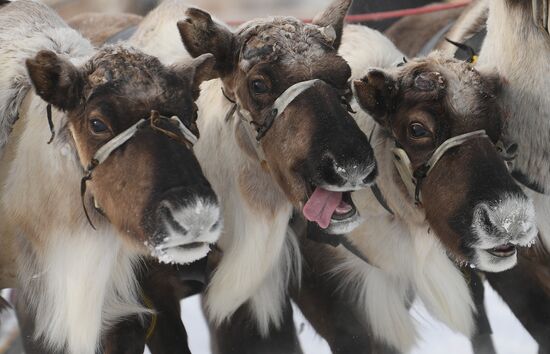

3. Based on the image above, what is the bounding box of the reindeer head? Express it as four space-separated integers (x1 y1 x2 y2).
354 53 537 272
26 46 221 264
177 0 377 234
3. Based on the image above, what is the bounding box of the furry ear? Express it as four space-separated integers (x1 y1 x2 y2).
189 53 217 86
26 50 83 111
177 8 235 76
172 53 217 99
353 69 397 126
312 0 351 49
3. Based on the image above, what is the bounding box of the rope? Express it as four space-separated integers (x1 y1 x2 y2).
226 1 472 26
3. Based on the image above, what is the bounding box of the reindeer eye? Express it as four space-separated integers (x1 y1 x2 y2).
251 79 270 94
90 118 109 134
409 123 430 138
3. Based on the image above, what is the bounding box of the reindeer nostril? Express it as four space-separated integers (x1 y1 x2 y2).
362 165 378 185
210 219 221 233
479 207 495 231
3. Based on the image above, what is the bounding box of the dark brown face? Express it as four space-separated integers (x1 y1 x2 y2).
177 0 377 235
26 48 222 264
354 54 537 272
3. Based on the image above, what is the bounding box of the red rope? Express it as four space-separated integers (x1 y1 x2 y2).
226 0 472 26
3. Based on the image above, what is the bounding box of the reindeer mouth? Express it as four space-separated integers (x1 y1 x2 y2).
303 184 361 234
486 243 517 258
176 241 209 250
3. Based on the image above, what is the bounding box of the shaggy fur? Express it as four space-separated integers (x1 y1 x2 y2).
0 0 91 157
0 1 220 353
327 25 532 352
186 76 301 334
128 0 334 334
130 0 294 330
476 0 550 252
0 3 146 353
478 0 550 194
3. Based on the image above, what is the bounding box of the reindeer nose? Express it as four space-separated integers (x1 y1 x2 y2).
328 157 378 190
472 196 537 245
150 186 222 265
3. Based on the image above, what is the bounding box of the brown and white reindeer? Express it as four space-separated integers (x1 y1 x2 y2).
287 29 539 353
436 0 550 351
0 0 222 353
121 0 378 352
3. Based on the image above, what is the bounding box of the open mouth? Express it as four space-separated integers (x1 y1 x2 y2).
302 184 359 230
176 241 208 250
486 243 517 258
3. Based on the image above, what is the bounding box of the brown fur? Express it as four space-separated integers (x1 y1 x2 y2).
281 54 532 354
209 298 302 354
354 55 515 262
290 227 402 354
68 13 143 47
485 245 550 353
25 47 215 249
177 5 375 211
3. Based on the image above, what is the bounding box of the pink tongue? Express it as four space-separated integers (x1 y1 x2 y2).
303 187 343 229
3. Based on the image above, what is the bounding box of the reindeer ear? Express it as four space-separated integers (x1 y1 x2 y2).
312 0 351 49
171 53 217 100
26 50 84 111
177 8 235 77
189 53 217 85
353 69 397 126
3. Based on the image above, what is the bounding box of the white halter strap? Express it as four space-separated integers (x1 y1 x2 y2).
234 79 321 162
272 79 321 119
88 114 198 171
392 129 489 204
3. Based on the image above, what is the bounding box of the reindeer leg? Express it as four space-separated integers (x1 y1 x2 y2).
142 260 206 354
143 274 195 354
291 223 397 354
485 249 550 354
467 270 496 354
102 316 147 354
208 297 302 354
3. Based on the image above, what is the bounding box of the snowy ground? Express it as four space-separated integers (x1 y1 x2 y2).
0 282 539 353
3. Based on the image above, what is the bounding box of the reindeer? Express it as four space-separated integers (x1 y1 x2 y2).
437 1 550 352
0 1 221 353
283 26 538 353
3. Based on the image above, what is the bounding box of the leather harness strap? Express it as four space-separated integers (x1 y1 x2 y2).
230 79 321 163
